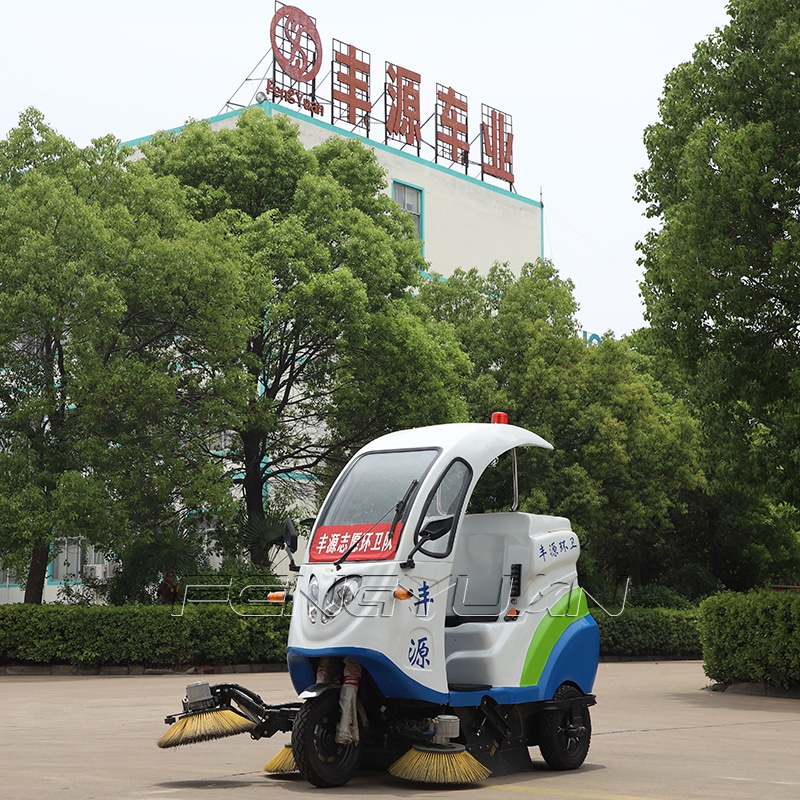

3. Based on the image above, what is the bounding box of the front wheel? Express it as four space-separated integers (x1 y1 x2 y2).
535 683 591 770
291 690 362 787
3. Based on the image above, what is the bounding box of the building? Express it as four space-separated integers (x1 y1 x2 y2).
126 109 543 282
132 2 544 279
1 3 542 603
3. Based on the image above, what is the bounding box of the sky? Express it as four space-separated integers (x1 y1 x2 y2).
1 0 732 337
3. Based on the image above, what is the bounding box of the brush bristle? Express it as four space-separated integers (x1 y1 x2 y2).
388 744 491 784
157 709 256 748
264 743 297 773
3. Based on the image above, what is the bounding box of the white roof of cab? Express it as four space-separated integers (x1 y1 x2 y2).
357 422 552 474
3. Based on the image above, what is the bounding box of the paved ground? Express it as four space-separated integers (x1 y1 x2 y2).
3 661 800 799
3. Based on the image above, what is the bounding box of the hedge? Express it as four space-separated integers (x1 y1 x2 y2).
698 590 800 688
594 607 700 659
0 604 290 669
0 602 701 669
14 596 800 685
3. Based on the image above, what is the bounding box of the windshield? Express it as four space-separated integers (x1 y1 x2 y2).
309 449 437 562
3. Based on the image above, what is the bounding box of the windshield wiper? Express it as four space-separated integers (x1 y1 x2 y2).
334 479 418 570
388 479 418 542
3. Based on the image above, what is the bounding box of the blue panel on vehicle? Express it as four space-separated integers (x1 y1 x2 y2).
287 646 449 703
538 615 600 698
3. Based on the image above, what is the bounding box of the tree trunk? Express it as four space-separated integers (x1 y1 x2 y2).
241 429 266 522
23 541 51 604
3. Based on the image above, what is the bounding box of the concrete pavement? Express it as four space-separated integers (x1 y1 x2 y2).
3 661 800 800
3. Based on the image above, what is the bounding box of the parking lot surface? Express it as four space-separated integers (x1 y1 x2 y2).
3 660 800 800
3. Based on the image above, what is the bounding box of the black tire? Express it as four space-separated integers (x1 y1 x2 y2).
291 690 363 788
536 683 591 770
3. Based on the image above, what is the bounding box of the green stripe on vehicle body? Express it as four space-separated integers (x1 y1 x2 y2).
520 588 589 686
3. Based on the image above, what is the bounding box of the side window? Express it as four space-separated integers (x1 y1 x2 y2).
392 181 422 238
416 459 471 557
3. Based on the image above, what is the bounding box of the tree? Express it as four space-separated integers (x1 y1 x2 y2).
0 109 246 601
627 329 800 592
141 109 469 523
420 261 705 591
418 260 586 433
417 263 535 422
635 0 800 508
557 338 704 589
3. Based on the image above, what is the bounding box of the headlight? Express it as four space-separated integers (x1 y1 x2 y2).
321 576 362 623
307 574 319 623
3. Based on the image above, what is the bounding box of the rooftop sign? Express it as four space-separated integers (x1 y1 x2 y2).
248 2 515 189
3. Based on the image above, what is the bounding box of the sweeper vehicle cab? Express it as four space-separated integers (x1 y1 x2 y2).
158 415 600 786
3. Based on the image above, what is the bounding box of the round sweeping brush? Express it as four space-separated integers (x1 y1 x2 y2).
264 743 297 773
157 708 256 748
388 742 491 784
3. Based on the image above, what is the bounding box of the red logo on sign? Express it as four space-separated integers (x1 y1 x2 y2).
270 5 323 83
308 523 402 562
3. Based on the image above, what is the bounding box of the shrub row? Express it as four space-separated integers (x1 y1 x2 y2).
594 607 701 659
698 590 800 688
0 602 702 668
0 604 290 669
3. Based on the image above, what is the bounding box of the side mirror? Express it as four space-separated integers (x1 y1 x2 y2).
418 515 453 542
283 517 298 552
283 517 300 572
400 515 454 570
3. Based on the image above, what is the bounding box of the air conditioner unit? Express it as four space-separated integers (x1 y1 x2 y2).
82 564 105 581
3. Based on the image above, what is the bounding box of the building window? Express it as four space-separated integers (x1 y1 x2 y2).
50 538 114 582
392 181 422 238
51 538 86 582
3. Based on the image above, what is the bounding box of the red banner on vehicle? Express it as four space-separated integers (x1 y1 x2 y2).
308 522 402 562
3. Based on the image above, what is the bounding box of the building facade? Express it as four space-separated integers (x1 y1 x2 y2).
130 97 544 279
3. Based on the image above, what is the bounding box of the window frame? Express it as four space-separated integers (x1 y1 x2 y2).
392 180 424 241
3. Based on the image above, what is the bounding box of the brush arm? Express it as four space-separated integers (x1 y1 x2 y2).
210 683 302 739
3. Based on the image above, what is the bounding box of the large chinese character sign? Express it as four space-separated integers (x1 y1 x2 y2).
481 104 514 187
332 39 371 135
385 62 422 151
246 3 517 187
436 84 470 170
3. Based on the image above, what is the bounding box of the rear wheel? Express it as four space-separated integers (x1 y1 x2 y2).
536 683 591 770
291 690 362 787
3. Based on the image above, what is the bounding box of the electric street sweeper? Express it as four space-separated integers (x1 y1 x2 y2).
157 414 600 786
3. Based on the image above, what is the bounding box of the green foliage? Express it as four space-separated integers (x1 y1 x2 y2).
699 590 800 688
6 54 800 612
420 256 800 595
623 329 800 592
0 603 696 664
171 566 282 606
240 512 285 569
636 0 800 509
628 584 697 610
106 527 210 605
0 601 698 666
594 608 700 659
0 107 468 601
419 261 705 590
546 337 703 588
0 108 245 601
142 109 469 519
0 604 289 668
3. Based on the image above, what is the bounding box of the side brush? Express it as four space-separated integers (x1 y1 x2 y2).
157 681 256 748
